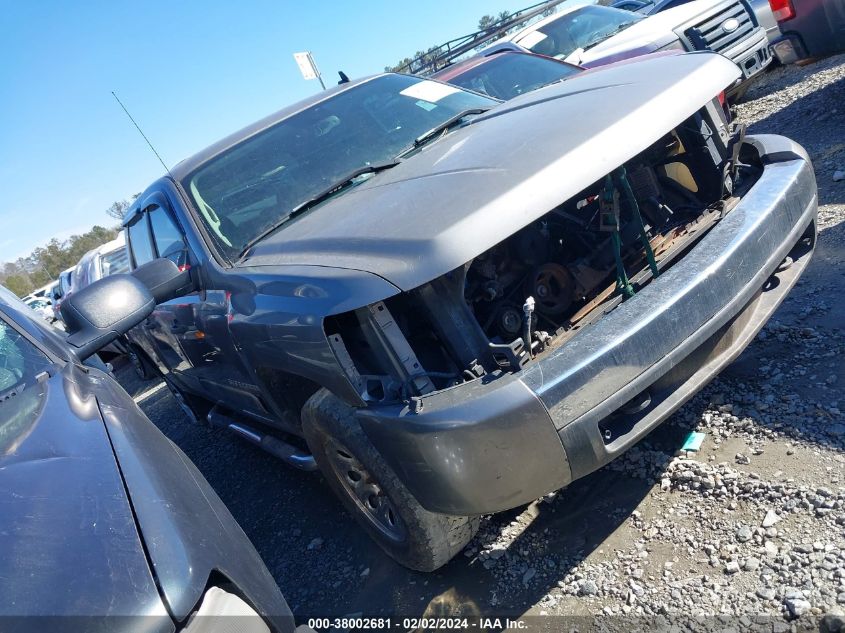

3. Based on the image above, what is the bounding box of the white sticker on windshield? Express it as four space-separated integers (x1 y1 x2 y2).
518 31 549 49
400 81 460 103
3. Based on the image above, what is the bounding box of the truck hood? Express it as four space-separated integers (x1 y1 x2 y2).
564 1 716 64
241 52 740 292
0 365 170 623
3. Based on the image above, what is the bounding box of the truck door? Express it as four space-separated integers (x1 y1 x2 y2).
127 200 207 370
126 197 269 419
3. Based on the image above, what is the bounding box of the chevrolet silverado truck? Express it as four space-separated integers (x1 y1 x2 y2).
123 52 817 571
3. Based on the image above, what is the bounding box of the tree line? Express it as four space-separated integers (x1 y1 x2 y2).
0 196 137 298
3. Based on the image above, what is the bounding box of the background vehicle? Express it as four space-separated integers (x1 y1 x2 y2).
72 232 130 290
123 54 816 572
432 49 582 99
612 0 780 43
49 266 74 324
768 0 845 63
502 0 773 96
26 280 56 300
70 233 132 357
22 295 54 322
0 280 297 632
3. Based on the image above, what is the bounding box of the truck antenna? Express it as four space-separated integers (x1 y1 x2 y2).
111 91 172 176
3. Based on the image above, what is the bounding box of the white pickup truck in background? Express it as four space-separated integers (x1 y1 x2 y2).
503 0 773 97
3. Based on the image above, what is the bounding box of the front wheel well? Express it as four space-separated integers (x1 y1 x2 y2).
252 366 324 430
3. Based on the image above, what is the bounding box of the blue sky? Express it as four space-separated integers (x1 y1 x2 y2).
0 0 521 261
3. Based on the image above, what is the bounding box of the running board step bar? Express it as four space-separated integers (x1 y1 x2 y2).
207 408 318 471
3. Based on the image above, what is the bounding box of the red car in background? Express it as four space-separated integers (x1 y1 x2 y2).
431 47 697 103
432 48 582 101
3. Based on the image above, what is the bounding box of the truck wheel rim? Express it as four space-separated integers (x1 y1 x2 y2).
326 439 407 544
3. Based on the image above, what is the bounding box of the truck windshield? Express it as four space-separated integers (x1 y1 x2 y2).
183 74 496 259
519 6 643 59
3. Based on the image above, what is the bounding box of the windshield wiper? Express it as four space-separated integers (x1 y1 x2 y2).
237 160 401 260
539 69 582 90
398 108 491 157
582 22 637 51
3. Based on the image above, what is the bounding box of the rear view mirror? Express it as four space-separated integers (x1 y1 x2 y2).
61 275 155 360
131 258 195 304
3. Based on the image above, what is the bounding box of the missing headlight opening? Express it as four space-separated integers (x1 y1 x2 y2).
326 103 760 404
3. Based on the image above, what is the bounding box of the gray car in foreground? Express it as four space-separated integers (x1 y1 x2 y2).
123 51 817 572
0 282 296 632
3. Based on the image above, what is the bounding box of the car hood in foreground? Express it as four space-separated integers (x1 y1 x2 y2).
93 373 294 629
0 361 294 630
241 53 740 292
0 365 171 628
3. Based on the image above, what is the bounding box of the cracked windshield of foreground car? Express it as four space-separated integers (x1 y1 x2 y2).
0 318 50 398
185 74 496 259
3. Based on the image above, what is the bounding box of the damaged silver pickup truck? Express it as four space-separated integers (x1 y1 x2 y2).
122 51 817 572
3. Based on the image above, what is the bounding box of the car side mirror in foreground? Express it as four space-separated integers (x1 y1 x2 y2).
131 258 195 304
61 275 155 360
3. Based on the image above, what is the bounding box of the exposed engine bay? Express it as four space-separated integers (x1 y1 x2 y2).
467 149 717 345
326 101 761 403
461 101 753 359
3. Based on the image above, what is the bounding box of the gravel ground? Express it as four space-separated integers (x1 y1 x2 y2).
114 54 845 630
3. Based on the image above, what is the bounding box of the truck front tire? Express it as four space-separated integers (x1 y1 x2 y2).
301 389 479 572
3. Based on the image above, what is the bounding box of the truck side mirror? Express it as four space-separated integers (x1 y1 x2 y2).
61 274 155 361
131 258 195 304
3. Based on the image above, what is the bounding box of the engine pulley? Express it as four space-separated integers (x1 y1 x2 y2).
527 263 575 315
496 305 523 338
493 303 538 341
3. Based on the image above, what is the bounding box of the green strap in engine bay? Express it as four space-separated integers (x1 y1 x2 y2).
601 174 635 299
611 230 635 298
601 169 660 300
615 166 660 280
